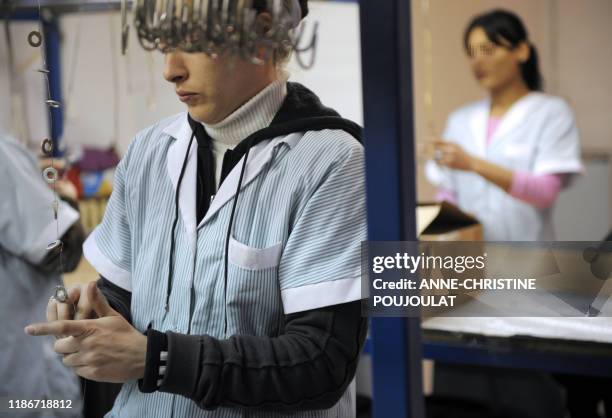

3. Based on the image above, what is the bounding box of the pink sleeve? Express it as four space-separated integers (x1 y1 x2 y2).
510 172 564 209
435 189 458 205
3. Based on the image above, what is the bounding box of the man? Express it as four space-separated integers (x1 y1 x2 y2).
27 2 368 417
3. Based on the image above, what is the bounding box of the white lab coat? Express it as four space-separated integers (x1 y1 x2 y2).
0 132 82 417
426 93 583 241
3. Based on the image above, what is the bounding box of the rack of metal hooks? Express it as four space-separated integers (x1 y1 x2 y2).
2 0 319 67
3 0 72 304
129 0 318 68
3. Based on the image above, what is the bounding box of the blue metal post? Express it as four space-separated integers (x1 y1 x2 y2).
6 10 64 156
359 1 424 417
42 14 64 156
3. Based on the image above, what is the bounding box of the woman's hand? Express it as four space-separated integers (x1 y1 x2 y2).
29 282 146 383
432 140 475 171
433 139 514 192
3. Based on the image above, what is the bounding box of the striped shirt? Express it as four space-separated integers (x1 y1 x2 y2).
84 81 366 417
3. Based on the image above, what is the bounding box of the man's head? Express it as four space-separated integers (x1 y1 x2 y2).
163 51 276 124
162 0 308 124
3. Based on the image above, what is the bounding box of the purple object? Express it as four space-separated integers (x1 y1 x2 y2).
79 146 120 171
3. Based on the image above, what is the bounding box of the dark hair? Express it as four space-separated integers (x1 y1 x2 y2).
253 0 309 20
464 9 542 91
297 0 309 19
251 0 309 65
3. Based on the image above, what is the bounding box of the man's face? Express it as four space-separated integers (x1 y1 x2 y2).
163 51 273 124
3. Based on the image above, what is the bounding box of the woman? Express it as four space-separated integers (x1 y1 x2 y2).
29 1 367 417
426 9 582 241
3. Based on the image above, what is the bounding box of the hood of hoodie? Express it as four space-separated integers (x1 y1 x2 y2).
229 82 363 156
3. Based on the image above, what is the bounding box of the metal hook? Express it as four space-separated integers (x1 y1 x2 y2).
292 21 318 69
45 99 61 109
46 240 63 252
221 0 230 28
52 200 59 220
121 0 130 55
137 33 159 51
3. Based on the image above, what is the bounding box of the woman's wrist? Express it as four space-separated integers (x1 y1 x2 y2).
468 155 482 173
468 156 514 192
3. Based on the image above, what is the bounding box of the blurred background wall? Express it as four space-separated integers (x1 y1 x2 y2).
1 0 610 239
411 0 611 240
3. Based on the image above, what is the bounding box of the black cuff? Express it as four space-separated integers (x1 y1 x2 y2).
160 332 204 401
138 329 168 393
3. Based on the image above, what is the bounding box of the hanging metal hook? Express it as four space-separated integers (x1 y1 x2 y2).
292 20 318 69
121 0 130 55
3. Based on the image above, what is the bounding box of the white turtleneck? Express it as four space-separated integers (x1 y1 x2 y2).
200 74 288 188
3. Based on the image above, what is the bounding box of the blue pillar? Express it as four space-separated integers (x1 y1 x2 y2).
8 10 64 156
42 14 64 156
359 1 424 417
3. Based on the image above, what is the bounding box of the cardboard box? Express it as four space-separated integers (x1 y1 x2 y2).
416 201 484 318
417 201 482 241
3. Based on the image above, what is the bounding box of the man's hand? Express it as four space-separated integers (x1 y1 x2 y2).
38 158 78 200
47 281 98 323
39 158 66 173
27 282 146 383
54 179 78 201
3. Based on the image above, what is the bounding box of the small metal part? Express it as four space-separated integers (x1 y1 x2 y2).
46 239 63 251
41 138 53 155
45 99 61 109
53 285 69 303
434 149 443 162
52 200 59 220
121 0 130 55
122 24 130 55
37 68 50 74
42 166 59 184
27 30 42 47
292 21 318 70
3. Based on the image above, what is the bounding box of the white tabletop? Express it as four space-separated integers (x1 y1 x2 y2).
422 316 612 345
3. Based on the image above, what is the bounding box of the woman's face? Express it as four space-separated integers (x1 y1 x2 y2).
163 51 276 124
466 27 528 92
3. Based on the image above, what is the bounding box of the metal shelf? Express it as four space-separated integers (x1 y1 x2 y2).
1 0 131 15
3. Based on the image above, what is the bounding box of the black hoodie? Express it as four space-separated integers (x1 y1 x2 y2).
98 82 367 412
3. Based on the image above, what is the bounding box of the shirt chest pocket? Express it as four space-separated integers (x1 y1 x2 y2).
228 236 283 270
226 237 284 336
